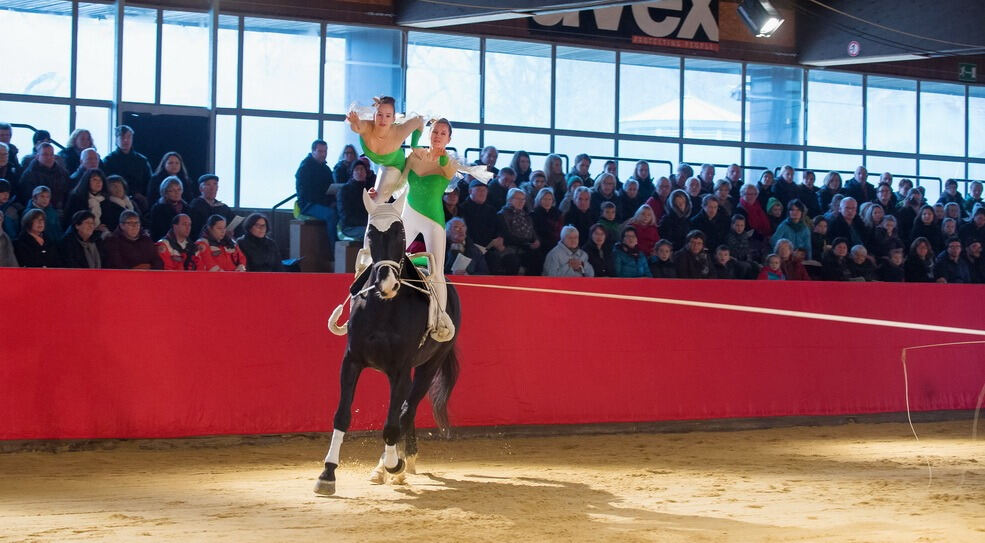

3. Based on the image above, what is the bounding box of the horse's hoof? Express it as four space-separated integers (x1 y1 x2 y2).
390 471 407 485
313 478 336 496
385 458 406 475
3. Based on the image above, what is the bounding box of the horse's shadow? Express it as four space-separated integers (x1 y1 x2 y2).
390 472 806 540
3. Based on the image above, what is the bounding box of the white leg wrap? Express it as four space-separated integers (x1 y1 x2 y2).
324 429 345 465
383 444 399 469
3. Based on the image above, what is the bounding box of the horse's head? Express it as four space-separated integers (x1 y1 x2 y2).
363 189 407 300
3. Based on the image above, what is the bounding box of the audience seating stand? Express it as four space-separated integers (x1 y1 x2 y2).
289 202 334 272
334 225 363 274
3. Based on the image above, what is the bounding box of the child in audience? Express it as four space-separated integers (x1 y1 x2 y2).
758 253 785 280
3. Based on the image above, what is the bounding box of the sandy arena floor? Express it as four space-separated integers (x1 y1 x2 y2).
0 420 983 542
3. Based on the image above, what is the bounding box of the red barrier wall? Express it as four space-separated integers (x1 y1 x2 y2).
1 268 984 440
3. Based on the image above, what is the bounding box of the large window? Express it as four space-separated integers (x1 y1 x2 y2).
485 40 551 128
919 159 964 202
0 3 72 97
239 116 316 207
0 101 70 148
807 71 862 149
161 11 210 107
683 144 740 168
216 15 239 108
745 148 801 181
620 53 680 137
807 151 862 174
920 82 965 157
122 7 157 103
78 3 116 100
555 47 615 133
325 26 403 116
554 136 614 174
617 140 678 180
683 59 741 141
968 86 985 159
482 131 551 170
242 18 320 112
745 64 803 145
865 156 916 180
407 32 480 123
866 76 916 153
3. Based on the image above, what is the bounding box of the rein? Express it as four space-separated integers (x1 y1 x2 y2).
327 256 433 336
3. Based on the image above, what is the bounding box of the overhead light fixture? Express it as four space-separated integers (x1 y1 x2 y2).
737 0 785 38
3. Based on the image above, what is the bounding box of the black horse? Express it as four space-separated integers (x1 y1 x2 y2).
315 191 460 495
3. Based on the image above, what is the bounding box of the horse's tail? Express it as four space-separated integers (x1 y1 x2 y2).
429 347 459 435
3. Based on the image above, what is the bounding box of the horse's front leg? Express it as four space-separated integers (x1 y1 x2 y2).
314 354 362 496
370 369 413 484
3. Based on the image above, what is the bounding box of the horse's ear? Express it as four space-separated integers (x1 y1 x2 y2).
362 189 377 215
392 190 407 215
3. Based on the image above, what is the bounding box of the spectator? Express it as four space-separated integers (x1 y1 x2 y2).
810 216 829 262
765 197 784 233
904 237 935 283
958 205 985 246
0 209 16 267
58 129 96 174
964 181 983 215
613 225 651 278
13 208 59 267
771 199 811 259
937 178 963 206
672 163 693 189
910 204 943 254
941 217 958 242
713 179 734 217
756 170 775 208
509 150 533 185
100 175 138 232
519 170 547 212
487 167 516 212
896 189 924 243
645 176 673 223
896 178 914 202
627 160 655 201
566 153 592 188
827 197 866 247
710 245 739 279
0 123 20 171
18 130 58 169
658 189 692 250
818 171 843 214
674 230 710 279
496 188 540 275
294 139 337 242
595 160 619 189
874 183 897 217
24 186 63 242
774 238 810 281
543 225 593 277
543 154 566 198
472 145 499 177
933 202 946 222
563 186 597 243
60 210 102 268
650 239 676 279
156 213 197 271
860 202 885 243
64 168 109 240
943 202 962 223
876 248 905 282
558 177 582 214
847 245 876 281
773 165 798 207
590 173 620 218
964 240 985 283
820 237 851 281
582 223 613 277
102 125 153 205
697 163 715 194
460 179 504 273
337 160 371 239
0 142 19 192
18 142 69 211
0 179 19 239
617 178 644 221
625 204 660 256
723 163 743 204
442 187 461 223
843 165 875 203
532 187 563 252
445 217 488 276
188 174 233 238
726 214 763 279
148 176 190 241
797 170 821 218
195 214 246 272
236 213 284 272
67 147 102 192
933 237 970 283
691 194 729 251
102 210 163 269
333 144 359 185
868 215 904 260
684 177 703 213
737 183 771 240
757 254 785 280
149 152 196 204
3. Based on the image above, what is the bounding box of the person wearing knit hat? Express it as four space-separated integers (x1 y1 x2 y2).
766 196 784 233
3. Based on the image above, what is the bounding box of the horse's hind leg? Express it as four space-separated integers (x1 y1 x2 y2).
400 362 441 475
314 355 362 496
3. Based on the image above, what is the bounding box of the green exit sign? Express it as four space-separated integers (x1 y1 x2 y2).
959 63 977 82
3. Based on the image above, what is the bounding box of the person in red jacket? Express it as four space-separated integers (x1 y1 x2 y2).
194 214 246 272
738 183 772 240
156 213 197 271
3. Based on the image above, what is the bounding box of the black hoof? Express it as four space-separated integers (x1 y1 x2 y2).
385 458 405 475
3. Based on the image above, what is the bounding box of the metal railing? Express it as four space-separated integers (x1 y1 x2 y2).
10 123 65 151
